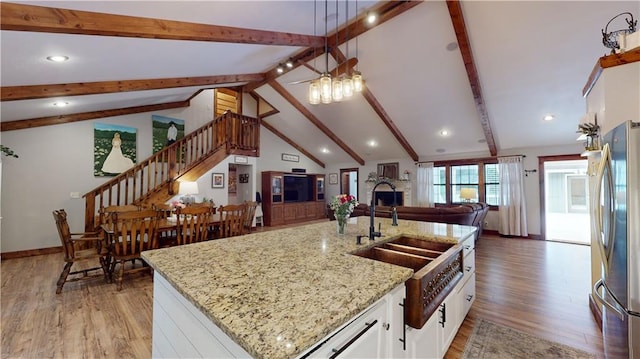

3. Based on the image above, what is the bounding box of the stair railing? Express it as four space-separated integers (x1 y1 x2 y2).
83 111 259 231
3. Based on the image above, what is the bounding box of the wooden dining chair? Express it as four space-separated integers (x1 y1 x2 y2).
175 206 215 245
243 201 258 234
52 209 110 294
107 209 159 291
152 203 178 247
218 204 246 238
99 204 140 227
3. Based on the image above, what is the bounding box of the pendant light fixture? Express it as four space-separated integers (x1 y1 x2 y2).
308 0 364 105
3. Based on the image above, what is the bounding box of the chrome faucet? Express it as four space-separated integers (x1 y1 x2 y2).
370 179 398 241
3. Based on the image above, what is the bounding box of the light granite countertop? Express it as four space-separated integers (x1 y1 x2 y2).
142 217 476 359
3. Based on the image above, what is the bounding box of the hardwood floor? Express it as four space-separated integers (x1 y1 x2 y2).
1 232 603 358
445 235 604 359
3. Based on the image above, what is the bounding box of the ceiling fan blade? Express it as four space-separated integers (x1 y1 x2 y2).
287 57 359 85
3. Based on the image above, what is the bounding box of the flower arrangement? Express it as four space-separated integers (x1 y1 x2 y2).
171 200 186 210
329 194 358 218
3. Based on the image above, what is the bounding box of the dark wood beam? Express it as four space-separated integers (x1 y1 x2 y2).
331 48 419 162
1 74 265 101
0 2 324 47
267 80 365 165
446 0 498 156
1 100 189 132
260 120 325 168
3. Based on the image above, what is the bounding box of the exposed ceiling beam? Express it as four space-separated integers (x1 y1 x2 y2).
1 74 265 101
260 120 325 168
446 0 498 156
0 2 324 47
245 1 421 93
267 79 365 165
326 1 423 49
331 48 419 162
1 100 189 132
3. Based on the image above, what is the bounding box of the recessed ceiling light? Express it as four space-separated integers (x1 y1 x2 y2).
436 148 446 153
543 114 555 121
368 140 378 147
366 12 377 25
46 55 69 62
321 148 329 153
446 42 458 51
478 139 487 143
53 101 69 107
440 129 449 136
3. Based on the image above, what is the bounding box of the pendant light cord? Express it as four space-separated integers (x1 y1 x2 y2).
324 0 329 74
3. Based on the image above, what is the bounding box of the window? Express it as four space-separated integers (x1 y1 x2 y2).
433 166 446 204
451 165 478 202
484 163 500 206
432 157 499 208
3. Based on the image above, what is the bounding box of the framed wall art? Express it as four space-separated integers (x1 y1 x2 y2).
281 153 299 162
329 173 338 185
212 173 225 188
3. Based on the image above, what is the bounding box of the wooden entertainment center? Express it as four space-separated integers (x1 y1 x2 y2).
261 171 326 226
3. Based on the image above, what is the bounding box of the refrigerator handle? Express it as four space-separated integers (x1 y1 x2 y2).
593 279 625 321
593 144 611 273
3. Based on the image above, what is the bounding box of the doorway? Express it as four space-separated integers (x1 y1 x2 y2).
539 156 590 244
340 168 359 200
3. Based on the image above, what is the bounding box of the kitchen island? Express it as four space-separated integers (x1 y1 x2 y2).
142 217 476 359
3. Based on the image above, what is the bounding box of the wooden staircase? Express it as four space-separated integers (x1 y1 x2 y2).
83 111 260 231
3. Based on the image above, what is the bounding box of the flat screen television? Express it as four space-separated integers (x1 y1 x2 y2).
283 175 314 202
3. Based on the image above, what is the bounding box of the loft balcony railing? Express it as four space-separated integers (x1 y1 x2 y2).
83 111 260 231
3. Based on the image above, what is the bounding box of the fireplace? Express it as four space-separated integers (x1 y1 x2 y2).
374 191 404 206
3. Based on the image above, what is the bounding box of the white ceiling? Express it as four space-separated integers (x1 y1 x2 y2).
2 1 638 164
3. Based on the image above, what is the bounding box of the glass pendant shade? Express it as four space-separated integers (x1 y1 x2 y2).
342 77 353 97
309 80 320 105
332 78 343 101
352 72 363 92
320 74 332 104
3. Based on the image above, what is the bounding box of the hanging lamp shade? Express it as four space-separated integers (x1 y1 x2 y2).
320 73 332 104
352 71 363 92
309 80 320 105
332 78 343 101
343 77 354 98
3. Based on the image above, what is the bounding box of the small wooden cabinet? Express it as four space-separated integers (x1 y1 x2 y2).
262 171 326 226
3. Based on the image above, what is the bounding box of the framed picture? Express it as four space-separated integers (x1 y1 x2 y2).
212 173 225 188
329 173 338 185
94 123 137 177
281 153 299 162
239 173 249 183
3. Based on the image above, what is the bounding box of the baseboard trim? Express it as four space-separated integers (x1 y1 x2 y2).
482 229 542 240
589 293 603 331
1 246 63 260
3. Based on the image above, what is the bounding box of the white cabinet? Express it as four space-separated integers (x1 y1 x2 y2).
402 235 476 359
405 308 439 359
308 284 405 358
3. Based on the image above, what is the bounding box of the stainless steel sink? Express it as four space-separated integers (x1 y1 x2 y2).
352 236 463 328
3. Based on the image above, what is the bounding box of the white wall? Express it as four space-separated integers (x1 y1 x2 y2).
0 90 214 253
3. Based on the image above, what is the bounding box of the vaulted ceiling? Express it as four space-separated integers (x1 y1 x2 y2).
1 1 638 167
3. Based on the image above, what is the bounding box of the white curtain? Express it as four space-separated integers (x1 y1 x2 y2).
416 162 434 207
498 156 528 236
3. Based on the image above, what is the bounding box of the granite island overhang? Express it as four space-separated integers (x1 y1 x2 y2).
142 217 477 359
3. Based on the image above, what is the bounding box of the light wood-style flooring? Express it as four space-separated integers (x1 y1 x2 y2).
1 231 603 358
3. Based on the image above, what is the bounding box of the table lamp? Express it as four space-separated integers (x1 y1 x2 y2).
460 188 477 202
179 181 199 204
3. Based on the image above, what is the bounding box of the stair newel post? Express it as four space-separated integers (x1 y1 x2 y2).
84 192 96 232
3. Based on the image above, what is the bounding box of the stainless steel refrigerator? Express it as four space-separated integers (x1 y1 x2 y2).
592 120 639 359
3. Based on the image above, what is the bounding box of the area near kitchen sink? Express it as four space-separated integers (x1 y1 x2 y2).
352 236 464 329
142 217 476 359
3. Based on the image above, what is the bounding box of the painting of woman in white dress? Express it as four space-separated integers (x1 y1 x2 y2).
94 123 137 176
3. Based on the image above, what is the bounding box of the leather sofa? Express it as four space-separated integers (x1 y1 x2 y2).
330 202 489 240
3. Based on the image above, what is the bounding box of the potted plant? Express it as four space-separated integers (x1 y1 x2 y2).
577 122 600 150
